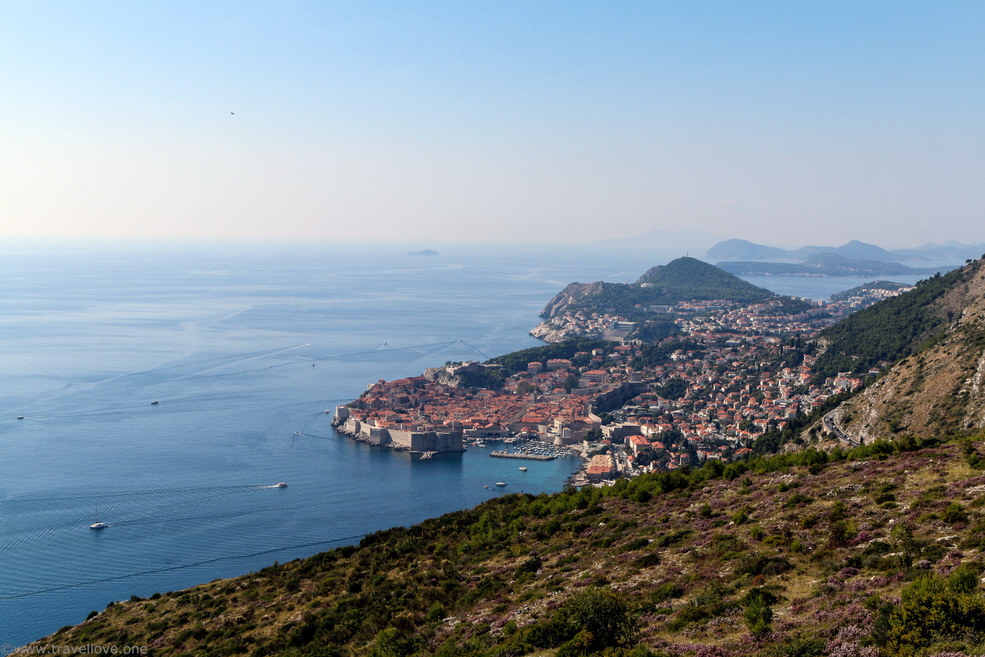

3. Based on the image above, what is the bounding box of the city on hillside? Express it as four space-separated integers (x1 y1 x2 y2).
334 283 910 484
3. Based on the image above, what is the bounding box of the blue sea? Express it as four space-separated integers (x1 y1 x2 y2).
0 242 936 646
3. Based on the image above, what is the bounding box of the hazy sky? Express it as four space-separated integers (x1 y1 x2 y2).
2 1 982 247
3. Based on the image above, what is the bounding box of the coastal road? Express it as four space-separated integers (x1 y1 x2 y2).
823 411 858 447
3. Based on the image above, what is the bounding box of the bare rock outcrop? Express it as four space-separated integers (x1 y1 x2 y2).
540 282 603 319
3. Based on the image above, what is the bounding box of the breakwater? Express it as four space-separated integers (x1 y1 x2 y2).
489 451 556 461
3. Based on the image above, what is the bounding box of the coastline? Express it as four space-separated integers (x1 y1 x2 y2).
334 405 591 486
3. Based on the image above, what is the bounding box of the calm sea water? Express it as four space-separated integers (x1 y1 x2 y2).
0 242 697 646
0 242 941 645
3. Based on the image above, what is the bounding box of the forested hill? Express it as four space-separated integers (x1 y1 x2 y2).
634 257 774 302
540 257 780 319
813 258 983 380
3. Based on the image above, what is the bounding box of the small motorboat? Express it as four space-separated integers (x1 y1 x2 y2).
276 482 288 488
150 400 159 405
16 416 24 420
519 466 528 472
495 482 508 487
89 522 108 530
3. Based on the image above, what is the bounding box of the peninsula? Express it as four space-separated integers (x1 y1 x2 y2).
330 259 915 480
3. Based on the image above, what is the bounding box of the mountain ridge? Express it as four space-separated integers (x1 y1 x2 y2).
708 238 985 264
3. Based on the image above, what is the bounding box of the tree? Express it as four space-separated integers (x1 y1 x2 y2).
743 594 774 638
890 523 917 572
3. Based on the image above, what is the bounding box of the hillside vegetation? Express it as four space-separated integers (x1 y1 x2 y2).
539 258 784 320
34 438 985 657
813 261 981 381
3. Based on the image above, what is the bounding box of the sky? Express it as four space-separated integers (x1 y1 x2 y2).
1 1 983 248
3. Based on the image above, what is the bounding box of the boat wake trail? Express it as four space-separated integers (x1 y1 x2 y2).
0 533 369 601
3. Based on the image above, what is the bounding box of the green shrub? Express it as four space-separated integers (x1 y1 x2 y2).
884 573 985 655
798 514 820 529
553 588 639 652
516 555 542 576
941 502 968 524
921 543 947 563
667 605 711 632
733 505 753 525
650 582 684 604
784 493 814 508
735 553 793 578
653 529 693 547
763 534 790 548
633 553 661 568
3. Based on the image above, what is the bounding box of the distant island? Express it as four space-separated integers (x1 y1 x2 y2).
708 237 985 262
706 239 968 277
407 249 440 256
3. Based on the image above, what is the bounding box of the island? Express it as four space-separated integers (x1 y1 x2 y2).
707 238 951 277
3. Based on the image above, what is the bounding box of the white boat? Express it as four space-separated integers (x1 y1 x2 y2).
89 522 108 530
150 400 159 405
519 466 528 472
495 482 508 487
276 482 288 488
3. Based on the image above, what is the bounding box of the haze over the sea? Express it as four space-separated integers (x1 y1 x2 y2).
2 2 982 248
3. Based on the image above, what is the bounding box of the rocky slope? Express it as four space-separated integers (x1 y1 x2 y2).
538 281 604 319
826 259 985 443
